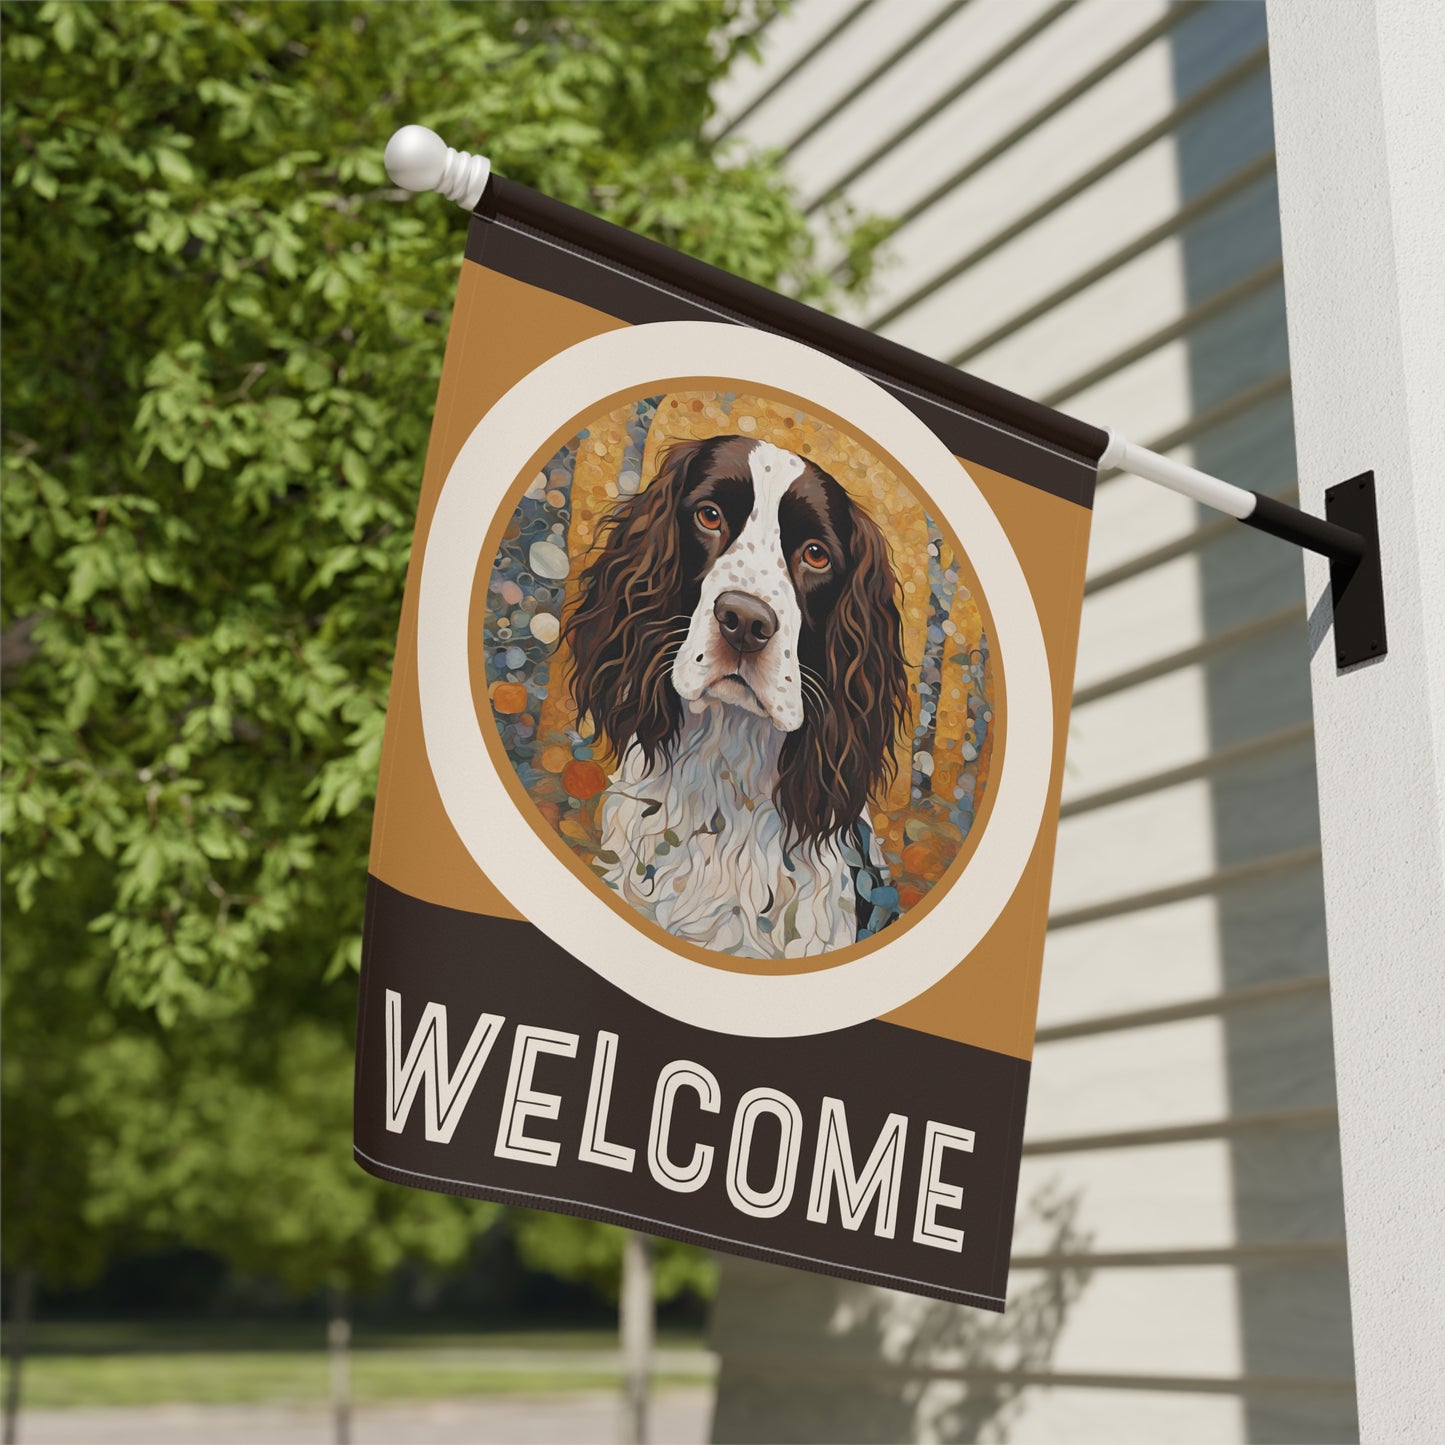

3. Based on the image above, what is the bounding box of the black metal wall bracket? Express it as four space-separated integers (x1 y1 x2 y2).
1243 471 1386 669
1324 472 1387 667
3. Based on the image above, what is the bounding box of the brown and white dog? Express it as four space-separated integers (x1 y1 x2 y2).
564 435 909 959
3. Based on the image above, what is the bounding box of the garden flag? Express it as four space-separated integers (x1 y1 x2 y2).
353 175 1105 1312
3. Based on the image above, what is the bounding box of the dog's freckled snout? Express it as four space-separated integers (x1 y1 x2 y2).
713 590 777 655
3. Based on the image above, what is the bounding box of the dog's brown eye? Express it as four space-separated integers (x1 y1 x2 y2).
801 541 831 570
696 503 724 532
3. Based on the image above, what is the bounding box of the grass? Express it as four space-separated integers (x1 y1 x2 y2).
0 1323 714 1410
10 1320 703 1356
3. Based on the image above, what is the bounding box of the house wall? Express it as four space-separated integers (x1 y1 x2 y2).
706 4 1356 1440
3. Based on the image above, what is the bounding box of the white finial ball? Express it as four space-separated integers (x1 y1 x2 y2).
384 125 448 193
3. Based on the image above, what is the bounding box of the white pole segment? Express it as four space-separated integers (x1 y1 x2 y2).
384 126 491 210
1269 2 1445 1441
1099 426 1258 520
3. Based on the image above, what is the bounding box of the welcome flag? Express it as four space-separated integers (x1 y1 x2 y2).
353 175 1103 1311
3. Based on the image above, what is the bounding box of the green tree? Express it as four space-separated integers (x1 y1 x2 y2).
1 0 886 1408
1 908 492 1439
2 0 882 1015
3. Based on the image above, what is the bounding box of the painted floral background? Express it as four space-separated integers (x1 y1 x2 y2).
475 389 997 959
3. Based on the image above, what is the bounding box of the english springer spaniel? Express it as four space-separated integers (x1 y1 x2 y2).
564 434 909 959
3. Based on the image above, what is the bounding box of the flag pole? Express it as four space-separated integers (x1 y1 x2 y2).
381 126 1385 662
1099 428 1385 665
1099 427 1363 562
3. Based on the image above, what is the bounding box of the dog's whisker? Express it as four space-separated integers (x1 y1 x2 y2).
648 639 688 672
800 678 828 712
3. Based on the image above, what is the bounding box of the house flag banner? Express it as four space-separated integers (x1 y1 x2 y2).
353 176 1105 1313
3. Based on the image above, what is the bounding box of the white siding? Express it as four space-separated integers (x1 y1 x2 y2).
707 3 1355 1441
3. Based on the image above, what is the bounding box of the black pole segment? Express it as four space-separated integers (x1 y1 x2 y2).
1243 476 1385 667
1244 489 1367 564
1324 472 1387 668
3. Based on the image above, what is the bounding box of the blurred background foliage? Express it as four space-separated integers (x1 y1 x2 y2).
0 0 887 1351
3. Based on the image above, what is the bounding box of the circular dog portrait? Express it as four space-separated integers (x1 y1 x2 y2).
470 387 1001 969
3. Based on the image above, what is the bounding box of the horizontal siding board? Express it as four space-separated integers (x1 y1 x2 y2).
1028 317 1199 443
1026 1016 1232 1137
1178 280 1292 412
1013 1140 1235 1254
1042 261 1285 409
1025 1266 1242 1376
1083 489 1299 596
1013 1130 1344 1256
1101 371 1292 482
1027 1002 1339 1142
1222 992 1341 1114
1072 604 1303 709
1190 866 1329 992
969 244 1188 402
832 0 1167 225
1075 509 1314 697
868 43 1270 335
1051 778 1216 914
1065 666 1215 800
1034 972 1329 1043
709 0 877 130
1047 844 1321 930
862 12 1184 281
948 1383 1246 1444
1173 387 1298 492
954 152 1278 368
719 0 934 149
801 0 1077 213
1022 1105 1338 1156
1040 894 1224 1023
1058 721 1315 819
868 144 1187 353
1087 471 1201 577
1074 550 1204 692
1039 867 1329 1024
781 0 974 160
1195 617 1316 743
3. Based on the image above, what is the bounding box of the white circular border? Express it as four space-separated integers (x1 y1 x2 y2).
417 322 1053 1037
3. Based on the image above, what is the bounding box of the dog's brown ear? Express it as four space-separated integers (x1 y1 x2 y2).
563 439 706 770
777 499 909 849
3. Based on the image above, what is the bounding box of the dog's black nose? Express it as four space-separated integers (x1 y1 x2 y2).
713 590 778 655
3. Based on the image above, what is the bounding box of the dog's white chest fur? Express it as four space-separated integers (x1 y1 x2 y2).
597 698 856 959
